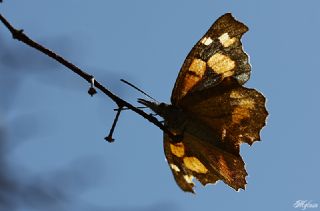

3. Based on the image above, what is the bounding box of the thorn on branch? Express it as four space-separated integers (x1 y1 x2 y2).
105 105 123 143
12 29 24 40
88 77 97 96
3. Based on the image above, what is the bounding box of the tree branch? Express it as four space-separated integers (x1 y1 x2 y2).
0 14 176 141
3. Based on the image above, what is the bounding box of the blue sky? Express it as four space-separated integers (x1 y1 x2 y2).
1 1 320 211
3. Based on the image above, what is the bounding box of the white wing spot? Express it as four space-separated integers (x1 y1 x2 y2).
170 164 181 172
200 36 213 45
218 33 236 47
183 175 194 184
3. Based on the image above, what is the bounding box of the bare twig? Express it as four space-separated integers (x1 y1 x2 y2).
113 106 146 111
105 106 123 142
0 14 176 141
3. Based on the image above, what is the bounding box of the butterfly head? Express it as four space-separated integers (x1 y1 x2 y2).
138 99 188 136
138 99 170 117
140 98 185 120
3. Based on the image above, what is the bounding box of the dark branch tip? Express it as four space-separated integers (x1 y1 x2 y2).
104 135 115 143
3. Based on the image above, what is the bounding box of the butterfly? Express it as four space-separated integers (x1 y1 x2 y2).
138 13 268 193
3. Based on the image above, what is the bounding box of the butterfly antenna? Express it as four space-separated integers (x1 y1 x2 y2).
120 79 159 103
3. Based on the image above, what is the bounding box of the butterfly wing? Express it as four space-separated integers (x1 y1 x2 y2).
171 13 250 106
178 80 268 156
164 130 247 193
163 81 267 192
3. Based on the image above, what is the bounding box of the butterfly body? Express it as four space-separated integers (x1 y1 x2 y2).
139 13 268 193
139 100 216 145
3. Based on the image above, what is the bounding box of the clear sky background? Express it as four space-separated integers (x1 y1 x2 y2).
1 1 319 211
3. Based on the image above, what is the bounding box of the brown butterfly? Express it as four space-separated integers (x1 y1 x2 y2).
139 13 268 193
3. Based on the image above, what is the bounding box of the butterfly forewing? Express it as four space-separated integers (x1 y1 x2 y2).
171 13 251 106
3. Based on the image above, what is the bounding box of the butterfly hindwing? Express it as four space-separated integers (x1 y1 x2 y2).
179 79 268 155
171 13 250 105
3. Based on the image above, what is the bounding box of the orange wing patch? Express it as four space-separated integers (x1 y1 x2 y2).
207 53 235 77
179 58 207 98
231 107 251 124
183 157 208 173
189 58 207 75
169 142 185 157
229 90 256 124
